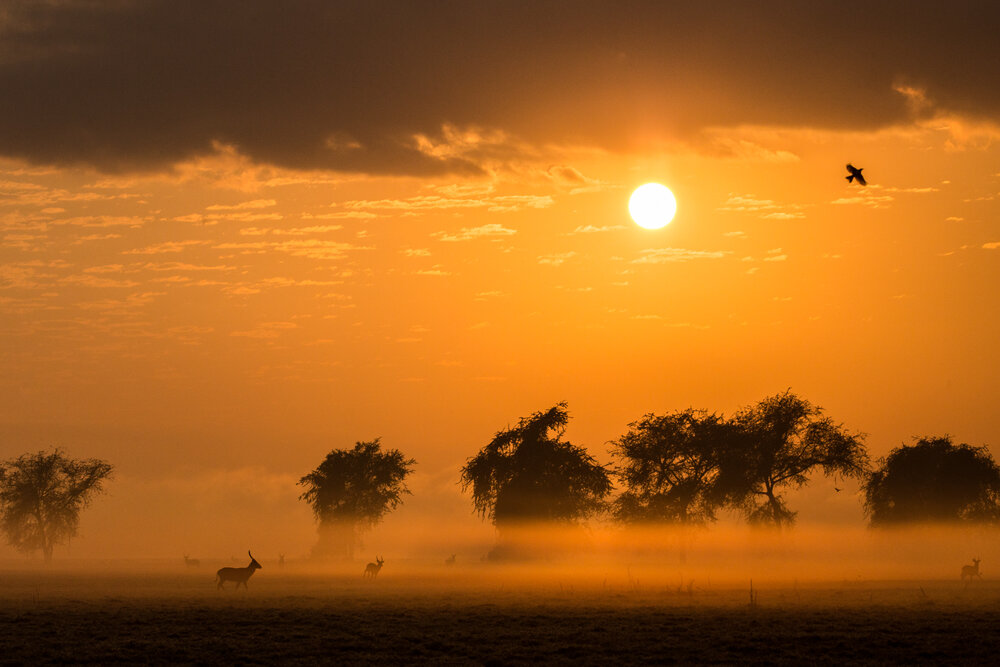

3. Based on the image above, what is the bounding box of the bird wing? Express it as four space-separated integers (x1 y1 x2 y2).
855 172 867 186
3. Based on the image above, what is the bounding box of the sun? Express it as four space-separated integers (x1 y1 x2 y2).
629 183 677 229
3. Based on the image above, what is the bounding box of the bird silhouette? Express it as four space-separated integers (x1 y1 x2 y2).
845 164 867 186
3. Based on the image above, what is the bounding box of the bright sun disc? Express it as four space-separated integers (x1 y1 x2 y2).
629 183 677 229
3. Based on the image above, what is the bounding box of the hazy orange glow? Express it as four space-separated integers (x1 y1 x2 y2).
2 2 1000 566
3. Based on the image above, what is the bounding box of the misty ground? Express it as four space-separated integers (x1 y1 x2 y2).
1 562 999 664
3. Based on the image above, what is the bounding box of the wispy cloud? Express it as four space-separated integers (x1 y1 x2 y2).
538 251 577 266
123 240 209 255
173 212 283 224
884 186 939 194
718 194 804 219
761 211 804 220
544 165 607 193
709 137 800 163
432 223 517 242
214 239 370 260
205 199 277 210
140 262 235 272
568 224 626 234
60 274 140 288
415 265 451 276
73 233 123 244
230 322 298 338
344 194 552 215
53 215 148 228
303 211 376 220
633 248 729 263
239 225 343 236
831 189 894 208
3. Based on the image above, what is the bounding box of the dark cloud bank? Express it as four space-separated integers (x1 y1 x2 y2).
2 0 999 176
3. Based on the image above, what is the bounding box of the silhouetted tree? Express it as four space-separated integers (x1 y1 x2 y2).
718 392 869 527
460 403 611 527
611 409 733 524
864 436 1000 526
298 439 415 559
0 450 113 562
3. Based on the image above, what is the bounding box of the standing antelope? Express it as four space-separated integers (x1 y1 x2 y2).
216 551 262 590
183 554 200 567
961 557 982 581
363 556 384 579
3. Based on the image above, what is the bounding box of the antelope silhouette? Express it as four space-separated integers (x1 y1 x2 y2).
216 551 262 590
961 557 982 581
183 554 200 567
445 554 456 566
363 556 384 579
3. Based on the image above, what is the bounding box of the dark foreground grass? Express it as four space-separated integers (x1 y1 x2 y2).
1 572 999 664
3 604 1000 664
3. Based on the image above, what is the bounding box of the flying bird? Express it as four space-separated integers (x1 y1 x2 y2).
845 164 867 186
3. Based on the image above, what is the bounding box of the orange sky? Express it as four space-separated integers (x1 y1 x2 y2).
2 2 1000 558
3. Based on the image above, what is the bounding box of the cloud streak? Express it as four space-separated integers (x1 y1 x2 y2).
632 248 730 264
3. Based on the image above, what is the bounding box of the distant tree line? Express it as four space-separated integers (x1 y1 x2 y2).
3 391 1000 561
297 390 1000 559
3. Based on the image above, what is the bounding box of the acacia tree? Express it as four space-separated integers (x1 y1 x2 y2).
719 392 869 527
864 436 1000 526
460 403 611 529
298 439 415 559
611 409 732 525
0 450 113 562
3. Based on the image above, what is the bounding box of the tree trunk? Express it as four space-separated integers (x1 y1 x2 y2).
313 520 357 561
763 483 785 527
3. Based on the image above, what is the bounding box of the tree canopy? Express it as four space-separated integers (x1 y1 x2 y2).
864 436 1000 526
460 402 611 527
611 392 869 528
0 450 113 562
720 392 869 527
298 439 415 559
611 409 731 525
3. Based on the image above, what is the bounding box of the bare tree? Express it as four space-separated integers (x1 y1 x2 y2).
0 450 113 562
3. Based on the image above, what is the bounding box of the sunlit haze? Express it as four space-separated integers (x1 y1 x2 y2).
2 1 1000 565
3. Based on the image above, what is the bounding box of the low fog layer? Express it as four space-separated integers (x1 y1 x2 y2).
3 516 995 587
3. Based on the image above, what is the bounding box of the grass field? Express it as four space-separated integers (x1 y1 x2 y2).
1 564 999 664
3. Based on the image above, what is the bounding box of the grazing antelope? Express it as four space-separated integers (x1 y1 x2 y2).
183 554 200 567
961 557 982 581
444 554 456 566
216 551 262 590
363 556 384 579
